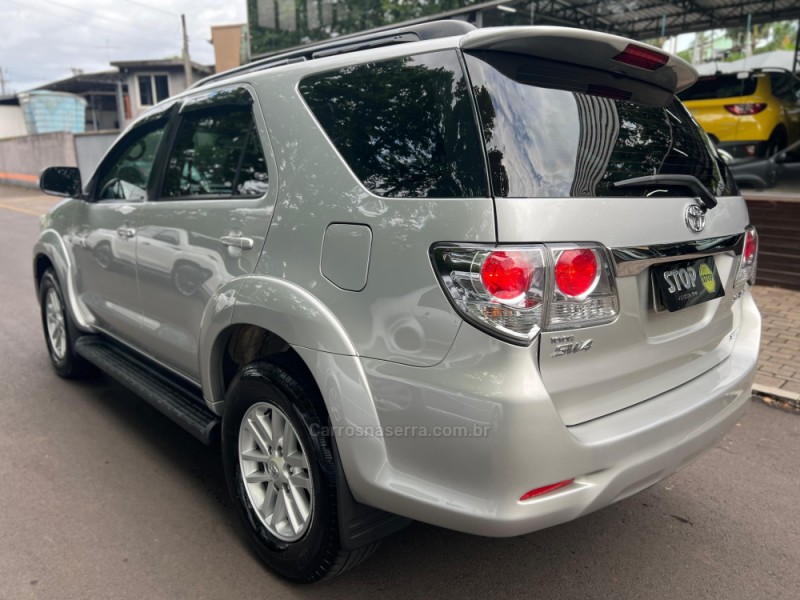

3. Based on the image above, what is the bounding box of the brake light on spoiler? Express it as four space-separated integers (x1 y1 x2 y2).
612 44 669 70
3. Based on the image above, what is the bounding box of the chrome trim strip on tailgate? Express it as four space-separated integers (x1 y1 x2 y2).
612 234 744 277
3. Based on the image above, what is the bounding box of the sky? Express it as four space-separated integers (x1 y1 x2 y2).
0 0 247 93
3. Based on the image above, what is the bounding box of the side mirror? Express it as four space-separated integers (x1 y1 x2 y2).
40 166 82 198
774 149 800 164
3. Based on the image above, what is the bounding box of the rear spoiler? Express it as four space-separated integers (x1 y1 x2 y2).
460 26 697 94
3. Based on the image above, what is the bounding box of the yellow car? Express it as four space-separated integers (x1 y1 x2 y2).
680 68 800 158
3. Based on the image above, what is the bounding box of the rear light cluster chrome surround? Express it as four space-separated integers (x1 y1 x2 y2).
431 244 619 345
734 226 758 292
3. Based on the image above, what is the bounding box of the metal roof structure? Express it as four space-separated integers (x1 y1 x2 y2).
520 0 800 40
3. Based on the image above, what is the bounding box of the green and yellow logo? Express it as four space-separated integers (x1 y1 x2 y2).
699 263 716 293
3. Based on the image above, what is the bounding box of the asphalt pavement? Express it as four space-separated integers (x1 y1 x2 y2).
1 189 799 599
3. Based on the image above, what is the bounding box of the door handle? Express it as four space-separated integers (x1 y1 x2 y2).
220 235 254 250
116 227 136 239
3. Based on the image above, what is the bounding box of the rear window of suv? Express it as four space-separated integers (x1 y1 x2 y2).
678 74 758 101
299 51 488 198
465 51 735 198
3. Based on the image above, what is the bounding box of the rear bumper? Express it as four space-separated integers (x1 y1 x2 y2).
719 140 769 159
299 290 760 537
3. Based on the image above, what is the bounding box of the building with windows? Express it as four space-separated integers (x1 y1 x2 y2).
110 60 213 121
34 70 125 131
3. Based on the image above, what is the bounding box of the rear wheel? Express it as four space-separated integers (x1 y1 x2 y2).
93 242 113 269
221 360 378 582
765 128 787 157
39 268 94 379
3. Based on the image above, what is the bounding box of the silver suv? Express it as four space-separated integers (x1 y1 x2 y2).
34 22 761 582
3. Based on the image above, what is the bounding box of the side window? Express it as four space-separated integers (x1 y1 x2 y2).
298 50 488 198
95 123 166 201
161 105 269 199
769 73 793 101
153 229 180 245
138 74 170 106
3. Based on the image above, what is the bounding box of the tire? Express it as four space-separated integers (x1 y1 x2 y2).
765 128 787 158
172 263 206 297
38 268 94 379
93 242 113 270
221 359 378 582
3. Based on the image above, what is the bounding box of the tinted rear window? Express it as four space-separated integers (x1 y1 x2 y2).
465 51 735 198
678 74 758 101
299 51 487 198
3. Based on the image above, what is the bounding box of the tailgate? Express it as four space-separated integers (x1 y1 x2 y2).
495 196 747 425
462 34 748 425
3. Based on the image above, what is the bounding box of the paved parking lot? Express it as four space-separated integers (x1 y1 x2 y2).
1 188 799 599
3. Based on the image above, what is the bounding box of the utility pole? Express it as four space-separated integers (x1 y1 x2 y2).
115 77 125 129
0 68 6 96
181 14 192 88
744 13 753 58
794 18 800 75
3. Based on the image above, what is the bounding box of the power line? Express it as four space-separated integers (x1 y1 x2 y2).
120 0 179 17
0 0 164 45
39 0 138 27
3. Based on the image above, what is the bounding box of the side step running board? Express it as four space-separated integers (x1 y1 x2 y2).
75 336 219 444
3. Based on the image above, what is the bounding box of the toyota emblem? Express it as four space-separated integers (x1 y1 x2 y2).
685 204 706 233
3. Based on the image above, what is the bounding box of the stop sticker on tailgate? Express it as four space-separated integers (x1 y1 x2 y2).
652 256 725 312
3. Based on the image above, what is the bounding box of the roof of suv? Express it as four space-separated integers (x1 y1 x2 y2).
190 20 697 95
190 20 476 91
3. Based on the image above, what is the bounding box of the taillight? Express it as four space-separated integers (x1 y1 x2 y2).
547 245 619 331
744 229 757 264
481 251 536 302
611 44 669 70
554 249 599 298
734 226 758 291
431 244 618 345
724 103 767 115
432 246 546 343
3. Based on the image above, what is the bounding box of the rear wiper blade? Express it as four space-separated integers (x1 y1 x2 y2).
612 175 718 210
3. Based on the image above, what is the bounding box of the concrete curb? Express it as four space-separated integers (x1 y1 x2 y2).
752 383 800 413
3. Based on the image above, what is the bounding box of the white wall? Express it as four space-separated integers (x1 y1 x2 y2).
0 105 28 139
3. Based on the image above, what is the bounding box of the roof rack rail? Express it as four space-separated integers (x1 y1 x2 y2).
190 20 476 90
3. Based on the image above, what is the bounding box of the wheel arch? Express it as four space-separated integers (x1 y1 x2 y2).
33 252 54 296
32 232 89 331
199 276 358 414
770 123 788 141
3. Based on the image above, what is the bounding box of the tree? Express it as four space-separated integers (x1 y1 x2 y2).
248 0 482 56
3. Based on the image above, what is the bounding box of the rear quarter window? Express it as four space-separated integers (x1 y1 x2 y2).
298 51 488 198
678 75 758 101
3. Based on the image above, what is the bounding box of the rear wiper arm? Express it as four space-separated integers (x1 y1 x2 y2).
612 175 718 210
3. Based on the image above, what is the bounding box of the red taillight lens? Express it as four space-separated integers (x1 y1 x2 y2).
735 227 758 289
481 251 535 301
612 44 669 70
555 249 599 298
724 103 767 115
743 228 757 265
519 479 574 502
